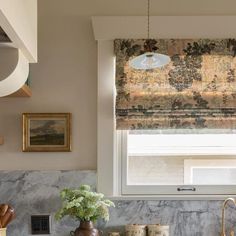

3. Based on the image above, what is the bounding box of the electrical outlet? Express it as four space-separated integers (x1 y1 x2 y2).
31 215 50 235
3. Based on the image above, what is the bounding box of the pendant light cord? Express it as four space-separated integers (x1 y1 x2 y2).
129 0 171 69
147 0 150 39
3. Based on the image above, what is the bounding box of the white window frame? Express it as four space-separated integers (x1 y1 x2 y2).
94 16 236 199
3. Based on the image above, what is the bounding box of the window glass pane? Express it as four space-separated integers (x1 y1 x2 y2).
127 130 236 185
128 156 184 185
192 168 236 185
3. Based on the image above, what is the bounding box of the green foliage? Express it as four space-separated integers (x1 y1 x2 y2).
55 185 115 222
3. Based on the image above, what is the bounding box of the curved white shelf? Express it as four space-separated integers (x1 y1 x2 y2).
0 48 29 97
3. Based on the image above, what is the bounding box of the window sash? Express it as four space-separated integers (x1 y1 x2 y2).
120 130 236 195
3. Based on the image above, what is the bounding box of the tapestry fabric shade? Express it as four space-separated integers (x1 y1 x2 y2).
115 39 236 130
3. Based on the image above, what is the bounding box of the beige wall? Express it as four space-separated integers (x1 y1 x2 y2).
1 0 236 170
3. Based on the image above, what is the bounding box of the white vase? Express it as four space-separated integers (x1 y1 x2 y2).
0 228 6 236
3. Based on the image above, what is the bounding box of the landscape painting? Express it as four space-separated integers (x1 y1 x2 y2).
30 119 65 145
23 113 71 152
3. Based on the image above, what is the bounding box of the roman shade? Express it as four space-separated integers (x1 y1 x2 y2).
115 39 236 130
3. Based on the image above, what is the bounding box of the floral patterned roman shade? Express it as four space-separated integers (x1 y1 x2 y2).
115 39 236 130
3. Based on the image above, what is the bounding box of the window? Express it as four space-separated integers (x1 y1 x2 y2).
114 38 236 197
94 18 236 198
120 130 236 195
126 130 236 186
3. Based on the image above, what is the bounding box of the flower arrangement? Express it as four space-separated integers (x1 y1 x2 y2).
55 185 115 222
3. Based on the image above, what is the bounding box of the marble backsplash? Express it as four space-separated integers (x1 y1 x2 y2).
0 171 235 236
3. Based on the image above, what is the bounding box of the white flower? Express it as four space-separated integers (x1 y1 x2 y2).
55 185 115 222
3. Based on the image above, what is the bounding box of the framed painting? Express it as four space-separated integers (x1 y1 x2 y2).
22 113 71 152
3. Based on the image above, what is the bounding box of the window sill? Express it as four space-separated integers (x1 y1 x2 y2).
107 195 236 201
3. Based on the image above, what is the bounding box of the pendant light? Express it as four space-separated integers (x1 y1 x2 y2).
129 0 171 70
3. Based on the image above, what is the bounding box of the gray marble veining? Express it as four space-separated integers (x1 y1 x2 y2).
103 200 228 236
0 171 235 236
0 171 96 236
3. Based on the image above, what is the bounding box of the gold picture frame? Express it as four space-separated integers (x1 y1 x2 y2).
23 113 71 152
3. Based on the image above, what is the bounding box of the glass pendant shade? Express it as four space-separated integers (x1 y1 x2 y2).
129 52 171 70
129 0 171 70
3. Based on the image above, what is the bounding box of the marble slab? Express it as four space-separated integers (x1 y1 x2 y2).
103 200 230 236
0 171 235 236
0 171 96 236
